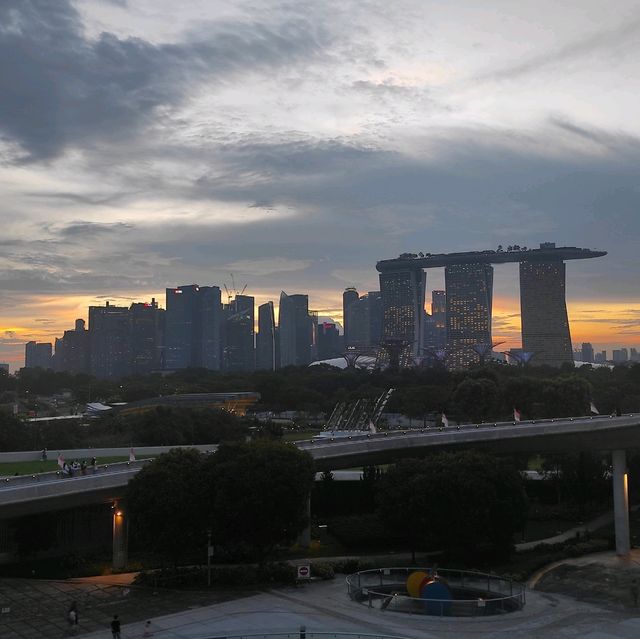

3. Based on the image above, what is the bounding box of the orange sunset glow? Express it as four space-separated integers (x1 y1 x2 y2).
2 290 638 372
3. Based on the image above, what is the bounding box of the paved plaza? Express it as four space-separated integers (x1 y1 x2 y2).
3 552 640 639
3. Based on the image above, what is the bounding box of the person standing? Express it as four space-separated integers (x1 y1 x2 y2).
110 614 121 639
143 620 153 637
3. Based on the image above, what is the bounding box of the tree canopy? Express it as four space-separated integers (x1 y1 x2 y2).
378 451 528 560
127 441 315 563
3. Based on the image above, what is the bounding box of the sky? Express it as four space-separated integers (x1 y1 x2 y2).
1 0 639 370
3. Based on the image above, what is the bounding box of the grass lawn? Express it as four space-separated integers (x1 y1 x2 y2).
0 456 130 477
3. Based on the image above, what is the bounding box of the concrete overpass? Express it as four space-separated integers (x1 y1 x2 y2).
1 414 639 559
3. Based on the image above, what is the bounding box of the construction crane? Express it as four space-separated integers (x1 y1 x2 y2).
223 273 248 304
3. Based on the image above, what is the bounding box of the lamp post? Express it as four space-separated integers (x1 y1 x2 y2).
207 529 212 587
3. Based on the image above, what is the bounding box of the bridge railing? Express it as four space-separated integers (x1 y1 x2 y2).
0 459 153 488
295 413 636 447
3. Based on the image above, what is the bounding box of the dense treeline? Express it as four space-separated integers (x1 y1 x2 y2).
7 361 640 421
0 407 248 452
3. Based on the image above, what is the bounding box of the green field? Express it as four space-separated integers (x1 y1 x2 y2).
0 456 130 477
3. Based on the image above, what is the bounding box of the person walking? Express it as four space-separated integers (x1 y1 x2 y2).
143 620 153 637
67 601 78 635
110 614 121 639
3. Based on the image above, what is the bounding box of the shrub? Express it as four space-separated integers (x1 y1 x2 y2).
311 562 335 580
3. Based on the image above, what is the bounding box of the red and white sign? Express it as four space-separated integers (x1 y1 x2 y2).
297 565 310 579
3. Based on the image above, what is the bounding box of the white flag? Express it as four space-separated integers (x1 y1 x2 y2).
441 413 449 428
129 448 136 462
514 408 521 422
57 453 64 468
590 401 599 415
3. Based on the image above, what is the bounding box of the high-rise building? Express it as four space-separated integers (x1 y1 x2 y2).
631 348 639 362
595 350 607 364
346 296 369 348
88 303 131 379
445 263 493 369
581 342 594 364
367 291 383 346
520 260 573 367
344 291 383 350
165 285 222 371
343 287 359 348
130 300 165 375
613 349 629 364
54 319 90 374
431 290 447 349
379 267 426 359
316 321 341 360
256 302 276 371
24 341 53 369
223 295 255 372
278 292 312 367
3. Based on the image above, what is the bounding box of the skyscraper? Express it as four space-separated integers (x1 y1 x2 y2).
24 341 53 369
346 296 370 348
431 290 447 349
367 291 383 346
343 287 359 348
581 342 594 364
520 260 573 367
54 319 90 374
445 263 493 369
223 294 255 371
130 300 164 375
88 302 131 379
316 321 341 360
256 301 276 371
379 267 426 358
278 292 312 367
165 285 222 371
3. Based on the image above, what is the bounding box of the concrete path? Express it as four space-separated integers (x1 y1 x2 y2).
72 576 640 639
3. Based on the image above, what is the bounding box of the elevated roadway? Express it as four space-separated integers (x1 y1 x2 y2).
1 413 638 555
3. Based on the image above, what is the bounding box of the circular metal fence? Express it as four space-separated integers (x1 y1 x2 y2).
346 567 526 617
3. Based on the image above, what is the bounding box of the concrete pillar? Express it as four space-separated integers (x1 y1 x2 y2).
612 450 630 556
112 503 128 570
297 495 311 548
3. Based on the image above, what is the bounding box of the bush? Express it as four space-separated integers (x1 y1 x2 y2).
311 562 335 580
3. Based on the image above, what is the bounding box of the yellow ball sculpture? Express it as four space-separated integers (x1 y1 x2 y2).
406 571 429 598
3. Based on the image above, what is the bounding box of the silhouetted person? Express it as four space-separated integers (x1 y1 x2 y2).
111 614 121 639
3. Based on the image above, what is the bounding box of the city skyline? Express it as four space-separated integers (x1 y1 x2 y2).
2 1 640 368
11 271 640 372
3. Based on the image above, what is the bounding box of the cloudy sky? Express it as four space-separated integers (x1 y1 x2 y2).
1 0 639 369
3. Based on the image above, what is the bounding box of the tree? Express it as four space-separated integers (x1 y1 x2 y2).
0 412 30 451
203 441 315 561
127 448 207 565
451 377 501 422
378 451 528 560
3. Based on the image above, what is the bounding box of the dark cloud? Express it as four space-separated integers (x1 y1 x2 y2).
0 0 326 161
56 221 135 237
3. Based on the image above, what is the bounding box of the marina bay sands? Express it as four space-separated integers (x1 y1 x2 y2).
376 242 606 369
